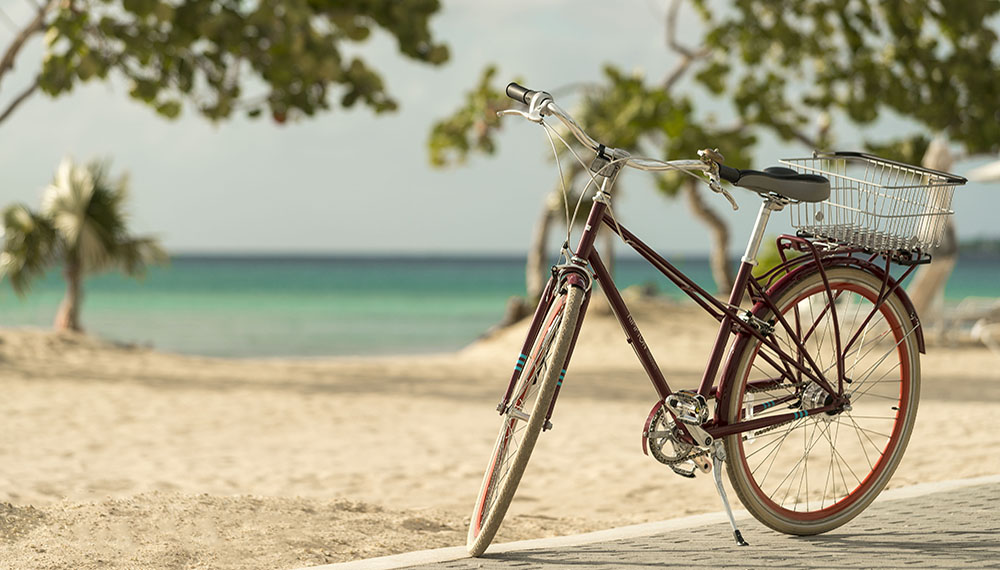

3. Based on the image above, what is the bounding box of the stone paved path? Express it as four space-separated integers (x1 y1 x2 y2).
408 481 1000 569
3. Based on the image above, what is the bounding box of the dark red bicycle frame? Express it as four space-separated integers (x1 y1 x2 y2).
496 194 926 442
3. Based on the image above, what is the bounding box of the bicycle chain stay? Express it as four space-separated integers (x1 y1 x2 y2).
647 376 809 465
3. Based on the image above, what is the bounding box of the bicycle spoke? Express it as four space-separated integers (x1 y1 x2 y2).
826 418 856 498
847 414 889 459
745 416 812 462
844 420 891 441
849 414 876 472
846 414 896 420
770 419 836 507
753 418 807 490
848 326 916 395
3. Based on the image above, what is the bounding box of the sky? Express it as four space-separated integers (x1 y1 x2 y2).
0 0 998 257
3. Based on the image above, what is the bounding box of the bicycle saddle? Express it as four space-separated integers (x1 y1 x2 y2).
719 165 830 203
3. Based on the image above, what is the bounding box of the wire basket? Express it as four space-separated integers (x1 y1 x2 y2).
779 151 966 252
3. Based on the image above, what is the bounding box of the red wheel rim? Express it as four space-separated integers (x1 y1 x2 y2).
736 280 912 521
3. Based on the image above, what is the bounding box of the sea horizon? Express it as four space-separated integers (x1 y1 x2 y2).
1 250 996 359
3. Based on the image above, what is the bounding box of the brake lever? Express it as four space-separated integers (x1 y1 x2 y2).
707 171 739 211
497 108 542 123
718 185 739 210
498 91 552 124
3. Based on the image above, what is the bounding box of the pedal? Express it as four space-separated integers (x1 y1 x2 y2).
665 390 709 425
669 461 697 479
664 391 713 447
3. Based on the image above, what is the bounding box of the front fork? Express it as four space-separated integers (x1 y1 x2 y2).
496 268 592 430
542 281 591 429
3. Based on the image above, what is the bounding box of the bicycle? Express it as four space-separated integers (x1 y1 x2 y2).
466 82 967 556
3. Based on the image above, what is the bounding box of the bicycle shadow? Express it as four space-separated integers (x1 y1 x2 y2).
797 529 996 563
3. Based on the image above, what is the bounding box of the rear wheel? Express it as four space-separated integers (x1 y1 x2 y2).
467 283 585 556
723 266 920 535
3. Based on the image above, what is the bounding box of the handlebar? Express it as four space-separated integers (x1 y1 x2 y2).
505 82 535 105
505 82 604 155
503 81 716 177
502 81 741 209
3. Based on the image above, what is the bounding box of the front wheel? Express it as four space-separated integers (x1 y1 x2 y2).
723 266 920 535
467 283 586 556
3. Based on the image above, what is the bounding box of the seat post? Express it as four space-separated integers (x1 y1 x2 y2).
742 197 786 266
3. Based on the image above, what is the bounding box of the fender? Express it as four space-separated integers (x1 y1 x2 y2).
640 400 663 456
715 256 925 424
561 270 591 291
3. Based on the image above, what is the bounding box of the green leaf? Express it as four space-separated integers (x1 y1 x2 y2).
155 100 182 119
28 0 449 125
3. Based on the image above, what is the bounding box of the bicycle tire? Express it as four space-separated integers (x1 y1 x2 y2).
722 265 920 535
467 283 586 556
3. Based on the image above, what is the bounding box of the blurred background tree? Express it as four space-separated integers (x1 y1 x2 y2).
0 158 168 332
428 0 999 317
0 0 451 330
698 0 1000 325
0 0 448 125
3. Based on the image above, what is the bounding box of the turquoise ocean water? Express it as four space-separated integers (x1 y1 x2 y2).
0 254 996 357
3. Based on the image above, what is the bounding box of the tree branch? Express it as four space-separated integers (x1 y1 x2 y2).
662 56 697 91
0 75 40 125
683 177 733 293
666 0 697 58
0 0 57 90
662 0 710 91
788 126 819 149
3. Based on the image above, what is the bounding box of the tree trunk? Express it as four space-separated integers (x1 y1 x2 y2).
906 138 957 332
54 255 83 332
684 179 732 294
907 218 957 330
526 191 561 303
526 168 618 304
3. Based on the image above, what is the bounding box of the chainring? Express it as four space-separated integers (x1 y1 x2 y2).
644 403 697 465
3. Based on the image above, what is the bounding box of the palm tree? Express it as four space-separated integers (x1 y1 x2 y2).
0 157 167 332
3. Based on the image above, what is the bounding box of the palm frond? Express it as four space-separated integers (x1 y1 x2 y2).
7 157 167 299
40 157 158 274
42 157 96 249
0 204 57 297
116 236 169 278
78 178 129 273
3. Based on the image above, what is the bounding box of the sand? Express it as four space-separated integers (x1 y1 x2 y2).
1 298 999 569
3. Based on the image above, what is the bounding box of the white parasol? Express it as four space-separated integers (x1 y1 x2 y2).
968 158 1000 182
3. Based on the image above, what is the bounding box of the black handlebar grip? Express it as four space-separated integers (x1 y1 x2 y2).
718 163 741 183
506 82 534 104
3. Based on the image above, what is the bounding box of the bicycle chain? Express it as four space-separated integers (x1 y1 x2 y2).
663 447 709 466
749 418 794 437
653 382 805 466
744 380 807 438
747 380 805 393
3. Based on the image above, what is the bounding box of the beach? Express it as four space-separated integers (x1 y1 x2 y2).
2 298 999 569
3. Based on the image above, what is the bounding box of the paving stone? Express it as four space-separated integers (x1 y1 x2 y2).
405 482 1000 570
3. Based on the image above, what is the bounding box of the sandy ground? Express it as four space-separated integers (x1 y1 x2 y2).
1 298 999 569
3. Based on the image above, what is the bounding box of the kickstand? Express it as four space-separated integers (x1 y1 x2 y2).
711 443 749 546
